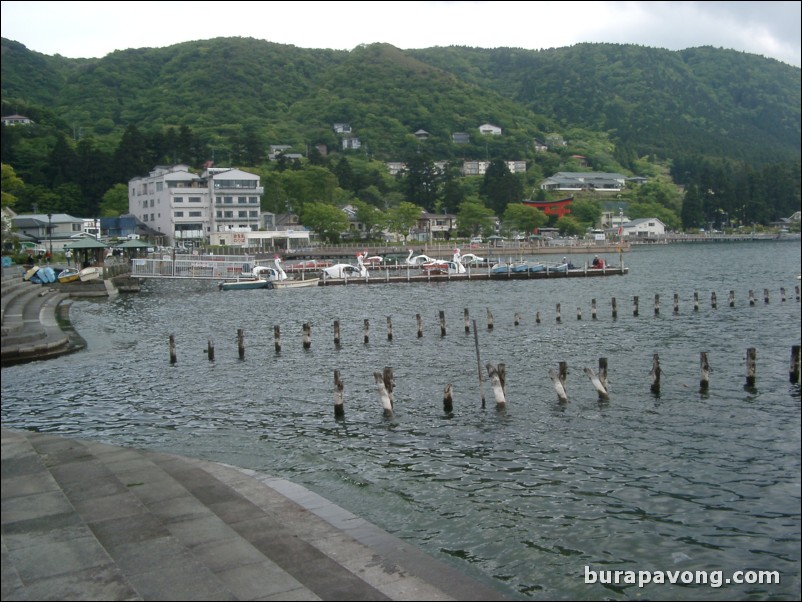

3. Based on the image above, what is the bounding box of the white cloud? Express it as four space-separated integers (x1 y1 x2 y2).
1 0 799 66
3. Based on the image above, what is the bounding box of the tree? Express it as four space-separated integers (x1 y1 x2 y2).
502 204 548 235
568 199 602 228
681 184 705 229
480 160 523 216
351 199 386 239
301 202 350 242
1 163 24 209
456 199 496 237
98 184 130 217
386 201 422 241
555 215 584 236
402 154 438 211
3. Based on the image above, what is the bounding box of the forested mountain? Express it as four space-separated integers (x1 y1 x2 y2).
1 36 800 232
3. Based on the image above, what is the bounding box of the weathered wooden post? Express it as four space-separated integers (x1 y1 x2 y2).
207 339 215 362
700 352 710 392
302 323 311 349
464 308 471 333
363 319 370 344
591 298 597 320
650 354 661 394
556 303 562 323
790 345 800 383
633 296 639 317
584 366 609 401
274 325 281 352
796 285 800 302
559 361 568 388
535 311 541 324
374 372 394 418
729 290 735 307
472 319 486 409
749 290 755 306
486 308 494 330
334 370 345 418
333 320 341 348
387 316 393 341
548 367 568 403
383 367 395 408
440 310 447 336
611 297 618 319
416 314 423 338
745 347 757 388
711 292 717 309
674 293 680 313
169 334 177 364
781 287 786 302
654 294 660 315
514 312 521 326
577 307 582 320
443 383 454 413
498 363 506 395
598 357 608 392
764 288 770 304
693 291 699 311
237 328 245 359
486 363 507 409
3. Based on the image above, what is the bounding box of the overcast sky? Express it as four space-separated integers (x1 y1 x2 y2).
1 0 800 67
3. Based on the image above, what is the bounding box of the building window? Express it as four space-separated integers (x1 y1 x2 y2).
249 211 259 218
189 197 202 203
238 196 247 204
156 182 163 192
224 197 233 204
175 211 184 217
224 211 233 218
238 211 248 218
189 211 202 217
174 197 183 203
249 197 258 204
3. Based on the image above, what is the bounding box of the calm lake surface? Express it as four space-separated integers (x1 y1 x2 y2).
2 241 801 600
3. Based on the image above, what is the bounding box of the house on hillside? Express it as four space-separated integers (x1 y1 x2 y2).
533 139 548 153
342 137 362 150
452 132 470 144
540 172 627 192
1 114 33 126
414 129 430 140
333 123 352 134
479 123 502 136
10 213 87 252
411 211 457 242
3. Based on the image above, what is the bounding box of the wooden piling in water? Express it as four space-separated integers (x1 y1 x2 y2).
237 328 245 359
207 339 214 362
169 334 177 364
333 320 341 348
599 358 608 392
711 292 717 309
700 352 710 392
790 345 800 383
334 370 345 418
781 287 786 302
383 367 395 408
443 383 454 413
274 325 281 352
633 296 639 316
694 291 699 311
464 308 470 333
374 372 394 418
612 297 617 319
486 308 494 330
749 290 755 306
654 294 660 315
796 285 800 302
584 366 610 401
577 307 582 320
486 362 507 408
514 312 521 326
764 288 770 304
729 290 735 307
472 319 486 409
556 303 561 323
364 319 370 344
674 293 679 313
387 316 393 341
440 310 447 336
416 314 423 338
536 311 541 324
592 298 597 320
650 354 661 394
745 347 757 387
548 367 568 403
302 323 311 349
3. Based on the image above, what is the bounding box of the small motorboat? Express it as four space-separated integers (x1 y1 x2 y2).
79 267 102 281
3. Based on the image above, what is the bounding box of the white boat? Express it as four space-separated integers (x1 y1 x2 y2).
79 267 102 281
322 254 369 279
272 277 321 289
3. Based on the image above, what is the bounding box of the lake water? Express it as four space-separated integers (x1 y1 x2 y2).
2 241 800 600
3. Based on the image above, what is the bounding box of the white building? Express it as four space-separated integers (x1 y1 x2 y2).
128 165 264 246
621 217 667 238
478 123 502 136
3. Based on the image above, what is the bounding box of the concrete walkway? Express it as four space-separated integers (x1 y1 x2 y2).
1 428 515 601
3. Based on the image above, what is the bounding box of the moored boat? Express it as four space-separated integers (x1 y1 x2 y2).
79 267 102 281
272 277 321 289
57 267 81 283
